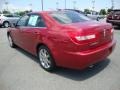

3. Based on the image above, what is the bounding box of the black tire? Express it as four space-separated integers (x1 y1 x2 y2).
3 21 10 28
97 17 100 21
38 46 56 71
8 34 15 48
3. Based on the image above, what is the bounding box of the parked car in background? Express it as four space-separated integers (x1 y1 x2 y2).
66 9 105 21
7 10 116 71
106 9 120 26
0 14 20 28
86 11 105 21
65 9 85 15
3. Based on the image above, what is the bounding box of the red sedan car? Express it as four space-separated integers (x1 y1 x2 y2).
7 10 116 71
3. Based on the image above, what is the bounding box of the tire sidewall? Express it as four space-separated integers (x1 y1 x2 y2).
8 35 14 48
4 22 10 28
38 46 55 71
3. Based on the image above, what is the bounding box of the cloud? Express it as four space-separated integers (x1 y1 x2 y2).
1 3 31 12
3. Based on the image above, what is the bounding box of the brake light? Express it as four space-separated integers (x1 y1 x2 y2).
68 31 96 44
111 29 114 33
75 35 95 41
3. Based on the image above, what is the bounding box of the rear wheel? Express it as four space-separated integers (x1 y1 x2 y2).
8 35 15 48
38 46 56 71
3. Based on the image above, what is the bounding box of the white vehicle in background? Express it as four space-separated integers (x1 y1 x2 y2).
0 14 20 28
86 11 105 21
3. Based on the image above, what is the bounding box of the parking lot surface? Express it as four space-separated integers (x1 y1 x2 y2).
0 27 120 90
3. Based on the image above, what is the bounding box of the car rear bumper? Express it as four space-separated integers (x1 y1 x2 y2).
55 39 116 70
107 19 120 25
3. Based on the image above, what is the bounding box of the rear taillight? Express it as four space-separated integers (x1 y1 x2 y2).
111 28 114 33
75 35 95 41
68 31 96 44
107 15 112 19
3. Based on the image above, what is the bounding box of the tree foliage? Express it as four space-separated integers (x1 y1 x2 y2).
15 10 32 16
2 10 11 14
84 9 91 14
107 9 112 14
99 9 107 15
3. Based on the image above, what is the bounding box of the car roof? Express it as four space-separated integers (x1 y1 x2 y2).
28 10 79 15
111 9 120 11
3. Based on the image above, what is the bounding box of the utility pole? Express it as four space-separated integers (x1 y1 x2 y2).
56 1 59 10
65 0 66 9
111 0 114 9
92 0 95 11
73 0 76 9
29 3 32 11
41 0 44 11
0 0 4 12
5 0 9 11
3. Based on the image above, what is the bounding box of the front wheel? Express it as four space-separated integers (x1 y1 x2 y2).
38 46 56 71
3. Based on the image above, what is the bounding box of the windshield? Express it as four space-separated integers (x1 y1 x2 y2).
50 11 91 24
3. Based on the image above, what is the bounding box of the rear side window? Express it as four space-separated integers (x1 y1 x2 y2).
4 14 13 17
50 11 90 24
13 15 20 17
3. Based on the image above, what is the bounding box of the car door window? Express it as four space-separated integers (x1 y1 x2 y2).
27 14 46 27
4 14 13 17
17 15 29 26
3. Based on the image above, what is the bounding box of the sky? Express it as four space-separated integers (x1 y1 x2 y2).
0 0 120 12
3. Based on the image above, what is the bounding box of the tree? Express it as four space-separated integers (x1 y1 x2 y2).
3 10 11 14
107 9 112 14
84 9 91 14
15 10 32 16
99 9 107 15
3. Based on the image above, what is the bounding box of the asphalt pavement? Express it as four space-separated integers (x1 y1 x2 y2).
0 26 120 90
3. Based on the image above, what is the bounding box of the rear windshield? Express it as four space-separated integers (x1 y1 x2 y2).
114 11 120 15
110 10 120 15
50 11 90 24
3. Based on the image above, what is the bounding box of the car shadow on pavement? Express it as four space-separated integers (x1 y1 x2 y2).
15 47 110 81
54 59 110 81
15 47 39 64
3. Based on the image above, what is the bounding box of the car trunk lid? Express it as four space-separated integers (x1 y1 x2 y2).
63 21 113 51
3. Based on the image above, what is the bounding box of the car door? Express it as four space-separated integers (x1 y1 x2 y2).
12 15 29 48
18 14 47 54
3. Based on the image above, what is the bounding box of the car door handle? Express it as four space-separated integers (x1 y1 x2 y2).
34 32 39 34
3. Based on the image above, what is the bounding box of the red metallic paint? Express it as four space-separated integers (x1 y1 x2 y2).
8 11 116 70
